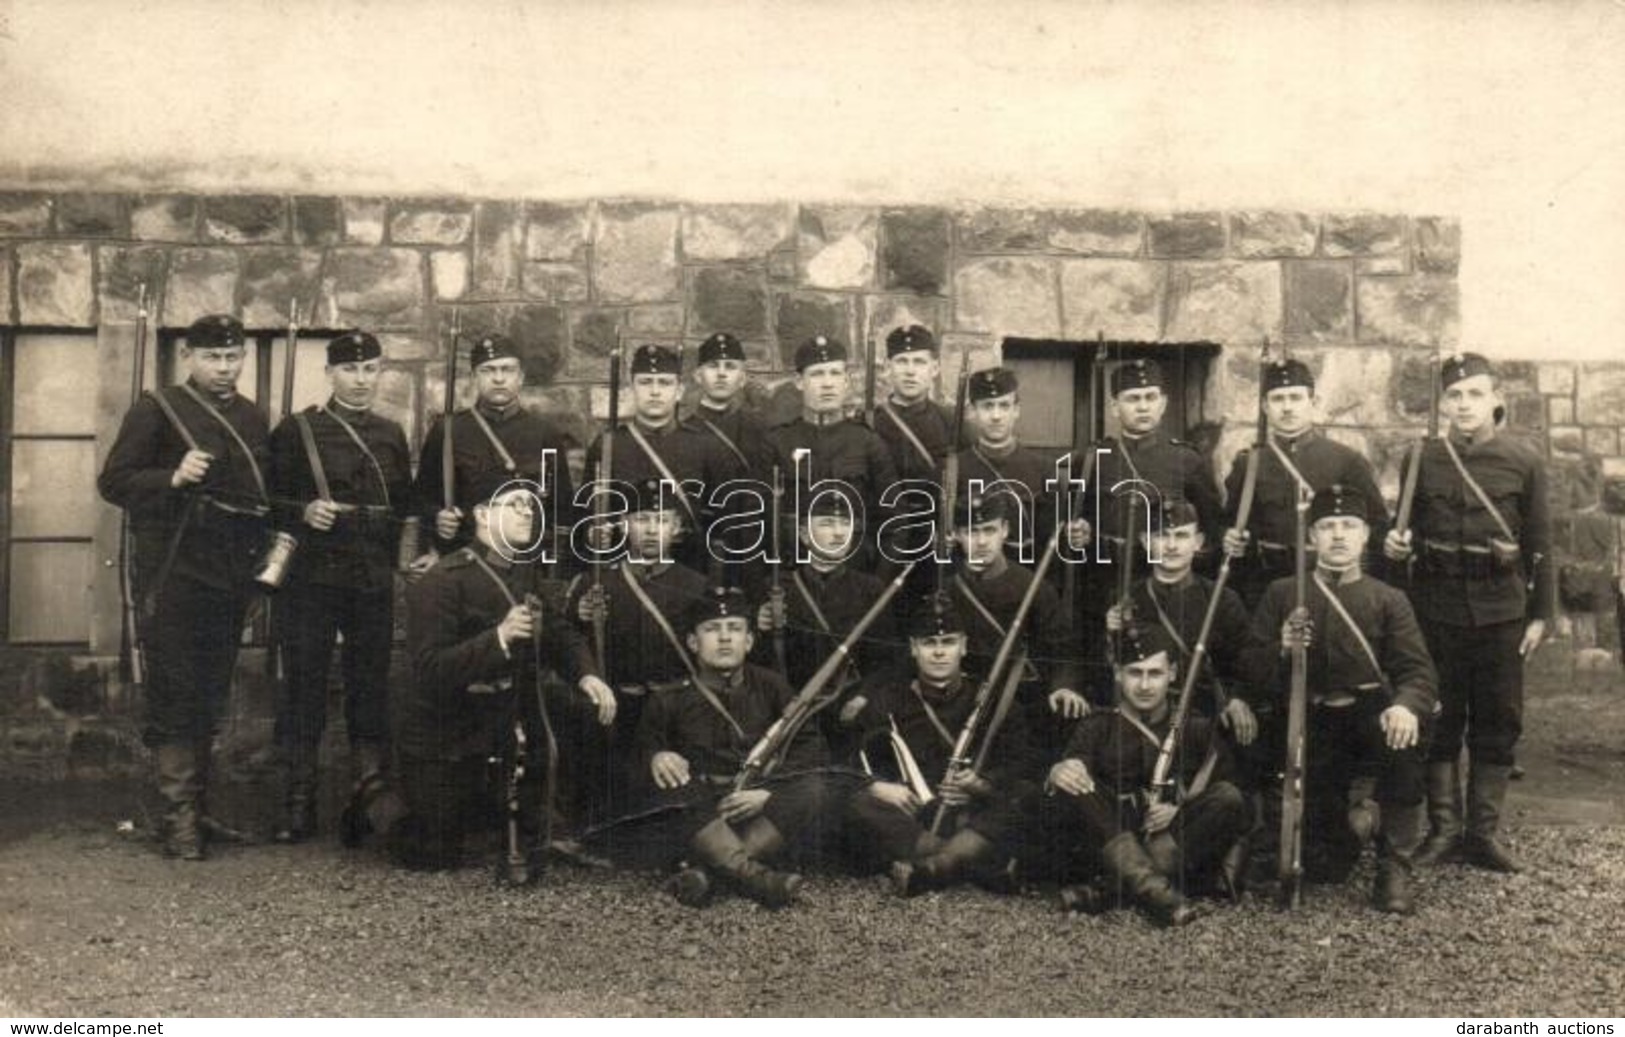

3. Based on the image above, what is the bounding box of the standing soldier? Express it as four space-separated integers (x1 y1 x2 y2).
1384 352 1553 873
1256 484 1437 912
873 324 955 486
414 332 578 560
1066 358 1224 702
957 366 1057 564
98 314 271 860
683 331 772 479
1221 357 1386 608
267 331 414 844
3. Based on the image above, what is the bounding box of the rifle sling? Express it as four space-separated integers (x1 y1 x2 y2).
467 406 520 473
616 566 744 741
1440 437 1519 542
879 400 939 473
1311 573 1394 696
696 415 750 472
625 423 701 528
175 384 268 502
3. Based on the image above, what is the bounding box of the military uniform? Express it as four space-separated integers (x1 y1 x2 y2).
765 561 899 714
97 315 271 859
956 366 1059 562
1396 352 1554 871
872 326 956 486
267 332 414 841
681 333 774 479
392 540 600 870
1126 571 1262 720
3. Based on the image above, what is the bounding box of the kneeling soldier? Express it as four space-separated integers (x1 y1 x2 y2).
1253 484 1437 914
846 595 1042 896
631 587 858 909
1041 624 1248 927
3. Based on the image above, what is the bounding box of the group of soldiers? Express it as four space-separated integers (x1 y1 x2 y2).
99 313 1552 927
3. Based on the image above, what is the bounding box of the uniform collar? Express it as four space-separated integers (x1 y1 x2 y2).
697 398 740 418
695 666 745 691
1120 428 1160 449
1151 569 1196 589
476 398 523 422
1271 427 1319 449
976 437 1019 458
914 675 966 702
326 396 373 423
632 415 678 434
1449 425 1497 449
625 558 672 579
475 543 514 571
186 378 237 408
887 394 934 412
801 409 844 427
1315 563 1363 586
962 553 1009 581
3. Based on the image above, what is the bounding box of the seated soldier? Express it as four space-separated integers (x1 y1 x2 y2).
382 476 615 874
846 594 1042 896
1251 483 1437 914
1040 624 1249 928
626 587 862 909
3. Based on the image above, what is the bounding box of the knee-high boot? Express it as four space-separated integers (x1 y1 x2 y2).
1413 761 1462 867
685 818 803 908
890 828 995 897
1462 763 1521 873
156 743 204 861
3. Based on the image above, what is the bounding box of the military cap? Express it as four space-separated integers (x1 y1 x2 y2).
906 592 966 638
1117 622 1177 666
885 324 937 358
807 490 858 521
468 468 544 511
955 489 1011 528
968 366 1019 403
327 330 382 365
685 585 751 631
794 334 847 372
1441 351 1494 389
1159 498 1201 530
629 477 679 515
1263 357 1314 393
631 344 682 376
186 314 246 351
1308 482 1370 525
697 332 746 365
1109 358 1165 397
469 332 521 369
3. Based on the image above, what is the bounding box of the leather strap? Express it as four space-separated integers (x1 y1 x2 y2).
907 687 958 750
697 416 749 472
625 423 701 528
320 406 393 509
1266 438 1315 499
176 383 267 502
468 406 519 473
1440 437 1518 542
880 400 939 472
295 413 333 501
1312 573 1393 696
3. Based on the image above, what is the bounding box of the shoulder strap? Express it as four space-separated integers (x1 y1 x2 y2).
466 550 521 608
624 424 701 527
953 574 1008 639
467 407 519 472
791 570 836 634
1144 579 1192 658
698 416 750 472
1115 706 1163 751
904 694 956 751
295 413 333 501
321 406 393 509
617 565 713 686
172 384 269 501
1312 574 1393 694
1440 437 1517 541
1266 439 1314 498
880 400 939 471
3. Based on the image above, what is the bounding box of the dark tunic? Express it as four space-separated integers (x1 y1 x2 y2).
1060 707 1230 806
956 441 1060 559
565 561 709 691
682 399 773 480
1125 572 1264 712
766 415 901 544
765 564 901 695
948 558 1081 700
874 397 956 486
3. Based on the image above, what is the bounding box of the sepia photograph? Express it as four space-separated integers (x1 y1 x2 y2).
1 0 1623 1021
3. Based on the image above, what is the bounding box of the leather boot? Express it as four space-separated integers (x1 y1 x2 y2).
274 754 319 844
891 829 994 897
339 772 409 849
1099 832 1206 928
191 745 249 845
1056 879 1111 915
664 865 715 907
1414 761 1463 867
1373 802 1421 914
1215 835 1250 902
1462 763 1521 873
1348 798 1381 851
690 819 802 909
156 744 204 861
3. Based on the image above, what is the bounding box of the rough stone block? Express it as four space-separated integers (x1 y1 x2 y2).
431 250 469 300
880 208 950 295
455 304 566 385
203 195 288 244
1049 210 1144 256
473 201 524 296
379 333 436 363
240 248 324 327
17 243 95 326
628 304 685 337
292 196 343 247
594 202 680 304
374 368 419 445
1315 347 1394 426
1550 425 1584 458
767 247 798 282
681 203 794 261
774 291 856 369
1284 260 1353 342
953 257 1059 338
1496 360 1538 399
1147 212 1226 259
522 262 590 304
532 385 592 451
1548 395 1574 426
0 193 53 237
56 194 128 238
1585 427 1620 458
342 198 388 245
936 334 1001 396
389 198 474 246
1414 216 1461 275
1603 457 1625 515
1357 255 1409 277
1165 261 1283 344
1204 347 1265 425
798 206 877 290
526 202 593 262
1060 259 1163 341
1356 275 1459 348
1391 351 1436 425
330 248 425 329
568 309 625 380
164 248 240 326
1575 364 1625 425
955 208 1052 252
131 194 198 242
1230 212 1317 258
1367 427 1424 507
1322 213 1407 257
688 267 769 338
1538 362 1576 397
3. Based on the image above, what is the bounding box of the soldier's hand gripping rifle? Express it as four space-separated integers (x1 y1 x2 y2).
768 464 790 681
938 344 972 593
587 348 622 668
734 561 918 793
1278 481 1312 910
118 282 151 691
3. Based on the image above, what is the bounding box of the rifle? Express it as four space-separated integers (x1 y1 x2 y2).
1149 338 1272 803
501 591 561 885
441 310 462 515
938 343 972 592
1393 338 1444 545
768 464 789 681
118 282 150 691
1278 480 1312 909
931 518 1066 834
1062 339 1108 615
589 348 622 668
863 330 879 427
734 561 917 793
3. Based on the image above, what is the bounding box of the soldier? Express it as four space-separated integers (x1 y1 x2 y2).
845 596 1042 896
956 366 1058 563
266 331 414 844
1042 624 1247 927
388 477 614 871
1383 352 1553 873
98 314 271 860
873 324 955 486
414 332 578 560
1221 357 1387 608
1256 484 1437 913
566 478 709 823
766 336 900 562
632 587 858 908
682 331 772 479
1066 358 1224 702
